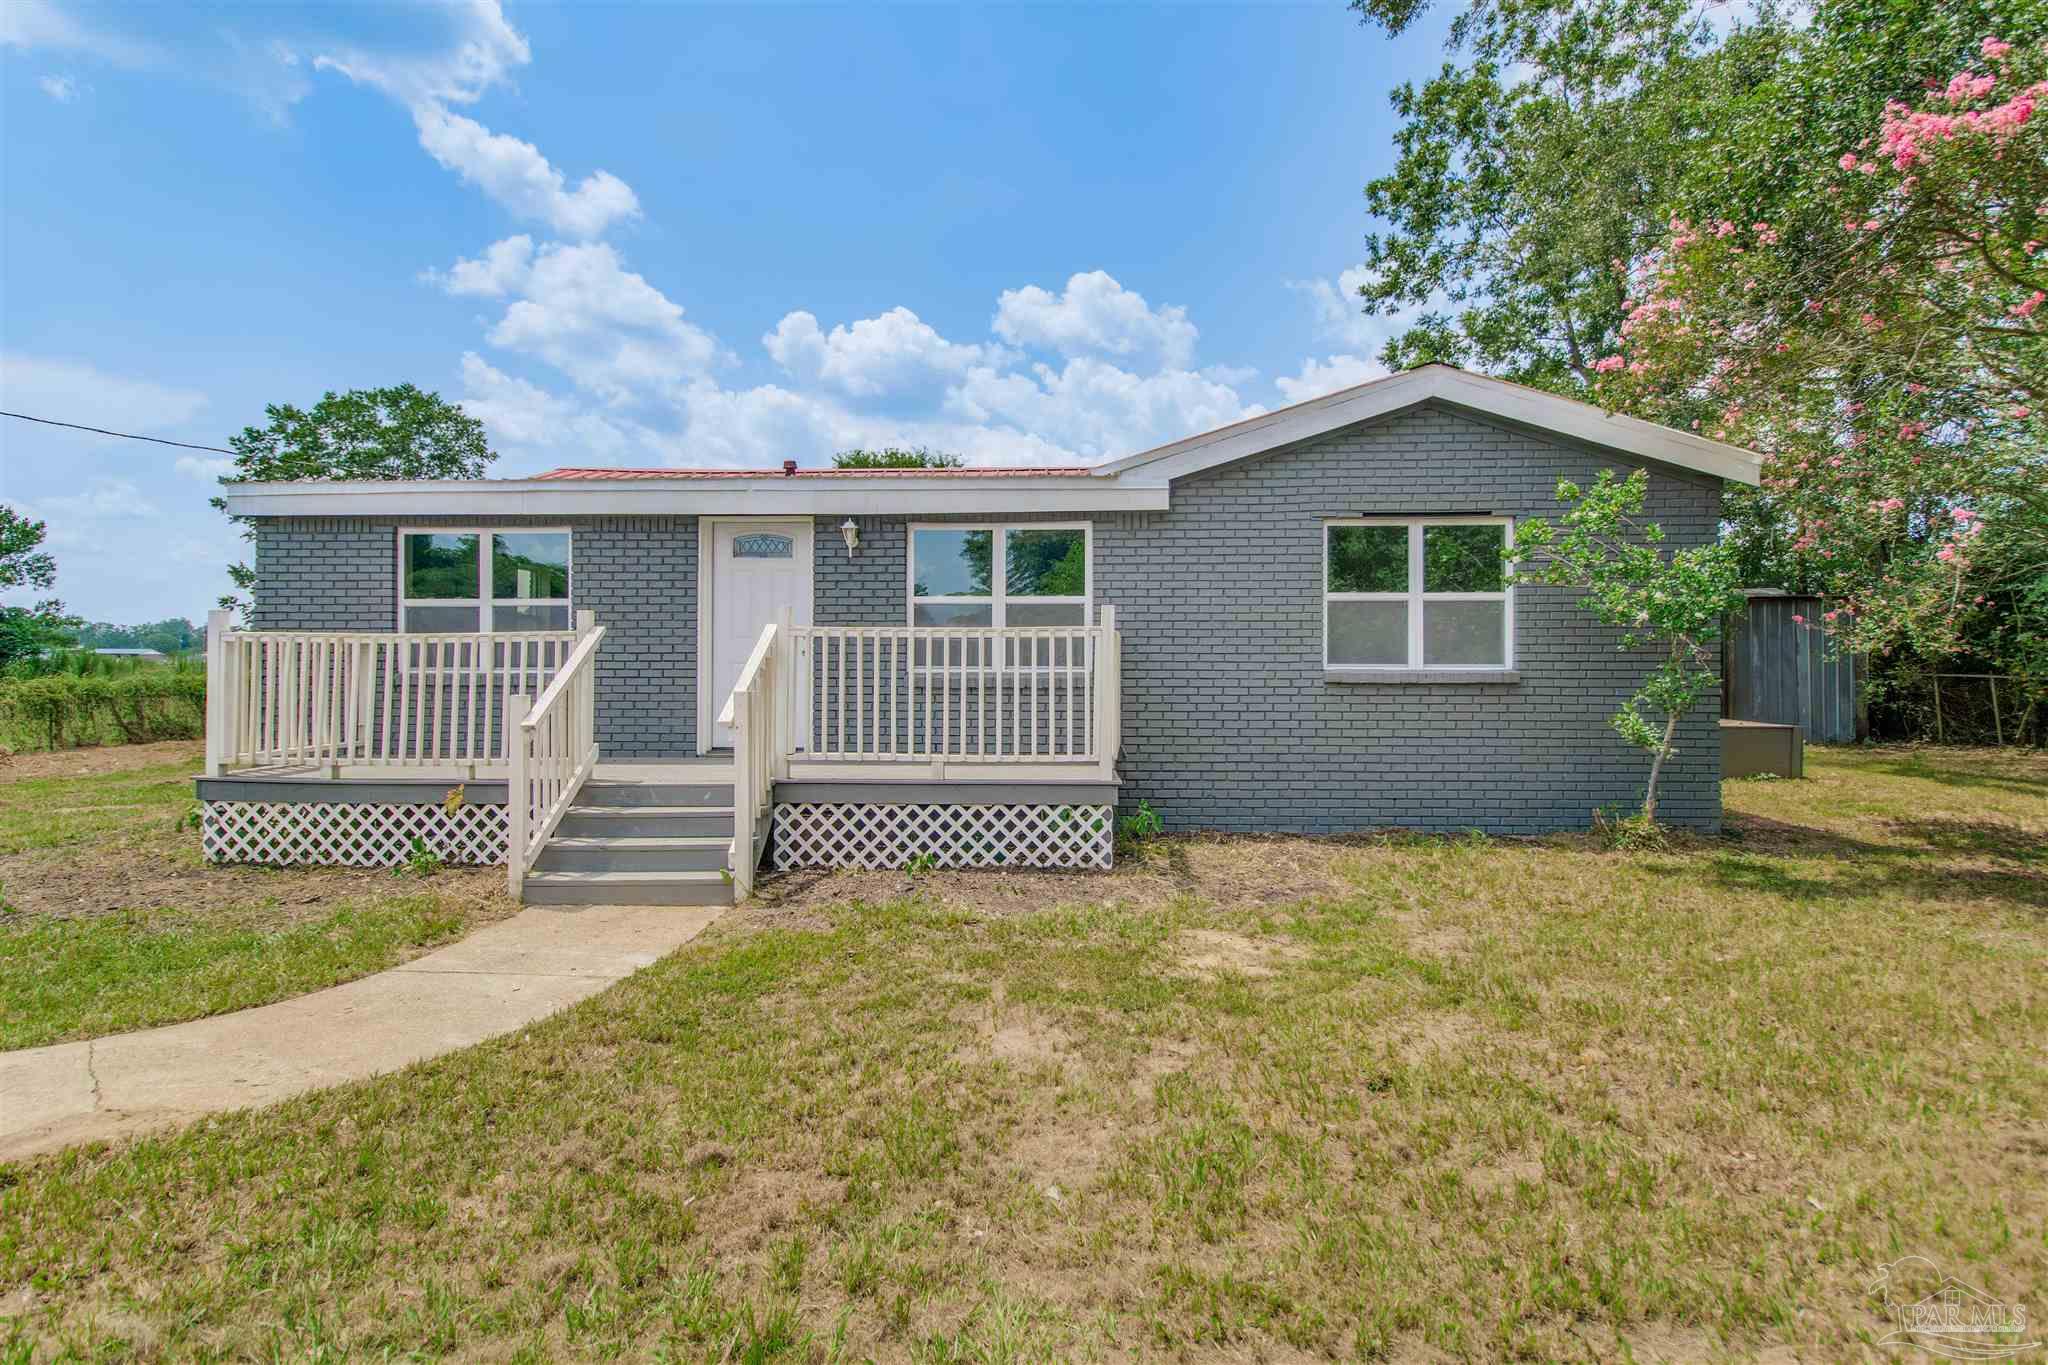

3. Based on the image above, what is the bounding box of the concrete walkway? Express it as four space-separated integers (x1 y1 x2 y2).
0 904 720 1162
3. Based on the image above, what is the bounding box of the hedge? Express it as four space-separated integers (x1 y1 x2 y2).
0 671 208 752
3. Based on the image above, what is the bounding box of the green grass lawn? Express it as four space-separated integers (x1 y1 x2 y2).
0 742 517 1051
2 746 2044 1361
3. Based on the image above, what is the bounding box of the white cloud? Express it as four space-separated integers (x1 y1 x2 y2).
0 353 209 436
993 271 1198 369
431 239 721 402
0 0 155 65
310 0 527 108
174 455 236 481
432 234 535 297
455 352 681 466
12 478 159 562
1275 353 1387 404
948 357 1258 461
411 106 639 238
37 73 78 101
315 1 636 238
763 307 1006 398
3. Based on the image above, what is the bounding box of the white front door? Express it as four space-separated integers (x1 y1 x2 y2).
707 520 812 749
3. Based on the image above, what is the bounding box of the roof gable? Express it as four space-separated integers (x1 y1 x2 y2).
1095 365 1761 487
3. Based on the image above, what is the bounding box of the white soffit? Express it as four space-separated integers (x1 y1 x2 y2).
219 476 1170 518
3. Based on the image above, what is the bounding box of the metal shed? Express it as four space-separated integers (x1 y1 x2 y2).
1723 591 1864 744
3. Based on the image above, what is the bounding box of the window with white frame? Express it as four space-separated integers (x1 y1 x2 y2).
399 529 572 631
908 524 1090 628
1324 518 1512 669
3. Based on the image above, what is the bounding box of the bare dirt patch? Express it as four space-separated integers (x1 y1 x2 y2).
982 1015 1073 1066
750 833 1372 919
702 1166 846 1260
0 837 514 925
1171 927 1307 979
0 740 203 783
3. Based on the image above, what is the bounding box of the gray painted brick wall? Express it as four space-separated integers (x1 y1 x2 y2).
252 515 697 757
812 402 1724 833
251 401 1723 830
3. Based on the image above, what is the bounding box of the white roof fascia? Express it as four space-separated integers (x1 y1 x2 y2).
219 477 1169 518
1095 364 1763 487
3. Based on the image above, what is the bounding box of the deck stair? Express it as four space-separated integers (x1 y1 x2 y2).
521 779 748 906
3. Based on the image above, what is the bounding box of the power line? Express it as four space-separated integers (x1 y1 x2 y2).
1 410 236 455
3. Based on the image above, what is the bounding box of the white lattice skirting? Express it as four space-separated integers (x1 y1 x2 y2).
202 800 509 867
774 802 1113 871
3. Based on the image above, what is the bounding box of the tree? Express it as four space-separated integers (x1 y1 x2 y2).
1590 35 2047 706
0 505 81 667
1506 470 1745 824
830 447 965 470
213 385 496 615
1343 0 2037 390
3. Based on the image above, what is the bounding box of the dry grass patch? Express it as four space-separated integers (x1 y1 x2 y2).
2 746 2044 1361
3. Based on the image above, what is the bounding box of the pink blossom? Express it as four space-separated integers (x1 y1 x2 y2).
1592 355 1625 373
1937 545 1958 563
1982 37 2012 60
1791 613 1806 624
1713 219 1738 237
1860 311 1885 330
1952 506 1978 525
1839 152 1859 170
1753 222 1781 245
2010 290 2045 318
2013 406 2034 419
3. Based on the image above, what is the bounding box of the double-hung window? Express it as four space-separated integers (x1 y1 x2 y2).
399 529 572 631
1324 518 1512 670
908 524 1091 628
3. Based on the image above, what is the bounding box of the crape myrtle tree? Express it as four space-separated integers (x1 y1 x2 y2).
214 385 496 619
1507 469 1746 824
1589 35 2048 712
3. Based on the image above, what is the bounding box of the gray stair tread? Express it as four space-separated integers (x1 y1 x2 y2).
565 804 735 816
544 835 729 850
524 868 729 884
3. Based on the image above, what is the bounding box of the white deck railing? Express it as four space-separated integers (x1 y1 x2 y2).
786 607 1119 775
507 621 605 894
203 608 581 775
718 621 785 900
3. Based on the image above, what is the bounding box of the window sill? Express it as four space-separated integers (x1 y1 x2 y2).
1324 668 1520 685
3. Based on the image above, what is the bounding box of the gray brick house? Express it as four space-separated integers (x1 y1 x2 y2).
204 365 1760 903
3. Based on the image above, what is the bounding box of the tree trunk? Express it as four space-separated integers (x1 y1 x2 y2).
1641 710 1681 823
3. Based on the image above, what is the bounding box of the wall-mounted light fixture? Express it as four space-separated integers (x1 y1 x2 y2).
839 519 861 557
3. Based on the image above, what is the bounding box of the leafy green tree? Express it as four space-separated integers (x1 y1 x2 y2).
830 447 965 469
213 385 496 615
0 506 81 667
1507 470 1744 823
1342 0 2035 389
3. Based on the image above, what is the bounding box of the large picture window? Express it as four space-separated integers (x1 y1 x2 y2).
909 524 1090 628
1324 518 1511 670
399 529 572 631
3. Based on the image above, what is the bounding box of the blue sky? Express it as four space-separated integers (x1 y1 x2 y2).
1 0 1451 624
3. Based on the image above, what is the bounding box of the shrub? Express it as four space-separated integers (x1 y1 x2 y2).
0 671 207 752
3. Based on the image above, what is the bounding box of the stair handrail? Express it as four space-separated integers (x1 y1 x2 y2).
508 614 605 896
717 620 782 900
